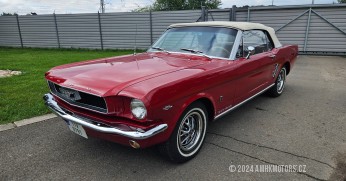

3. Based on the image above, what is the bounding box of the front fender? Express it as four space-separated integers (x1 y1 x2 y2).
145 92 216 143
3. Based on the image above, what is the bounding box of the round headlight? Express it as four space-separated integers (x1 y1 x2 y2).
130 99 147 119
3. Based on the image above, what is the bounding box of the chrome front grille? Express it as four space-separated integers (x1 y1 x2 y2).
48 81 107 113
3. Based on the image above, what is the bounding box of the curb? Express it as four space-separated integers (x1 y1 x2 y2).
0 114 57 132
0 123 16 132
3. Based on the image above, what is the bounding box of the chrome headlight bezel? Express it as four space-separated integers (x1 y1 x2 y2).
130 99 147 120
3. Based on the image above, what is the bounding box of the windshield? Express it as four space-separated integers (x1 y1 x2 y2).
148 27 238 59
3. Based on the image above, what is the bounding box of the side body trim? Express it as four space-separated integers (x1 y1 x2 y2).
214 83 275 119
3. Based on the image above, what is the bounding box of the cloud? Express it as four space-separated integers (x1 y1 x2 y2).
0 0 99 14
106 0 153 12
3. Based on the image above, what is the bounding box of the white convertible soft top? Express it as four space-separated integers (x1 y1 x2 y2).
169 21 282 48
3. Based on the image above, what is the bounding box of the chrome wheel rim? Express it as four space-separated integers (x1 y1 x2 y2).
277 68 286 94
178 111 203 152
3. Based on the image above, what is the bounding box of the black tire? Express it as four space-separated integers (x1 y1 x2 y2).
159 102 208 163
267 66 287 97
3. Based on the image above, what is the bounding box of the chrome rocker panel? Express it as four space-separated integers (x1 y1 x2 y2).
43 93 168 140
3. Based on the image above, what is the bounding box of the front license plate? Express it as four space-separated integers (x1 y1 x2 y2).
68 121 88 139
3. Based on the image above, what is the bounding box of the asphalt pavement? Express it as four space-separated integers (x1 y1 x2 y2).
1 56 345 181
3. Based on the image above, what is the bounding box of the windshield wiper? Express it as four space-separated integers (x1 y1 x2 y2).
151 46 170 53
180 48 211 60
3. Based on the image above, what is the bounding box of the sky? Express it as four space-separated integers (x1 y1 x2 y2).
0 0 338 15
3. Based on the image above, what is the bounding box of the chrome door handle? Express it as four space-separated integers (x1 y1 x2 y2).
269 54 276 59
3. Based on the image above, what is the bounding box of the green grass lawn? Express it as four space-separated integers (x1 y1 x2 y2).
0 47 136 124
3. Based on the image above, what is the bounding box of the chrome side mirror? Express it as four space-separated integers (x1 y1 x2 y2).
246 46 255 59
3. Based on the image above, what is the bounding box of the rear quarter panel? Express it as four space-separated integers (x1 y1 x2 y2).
273 44 298 75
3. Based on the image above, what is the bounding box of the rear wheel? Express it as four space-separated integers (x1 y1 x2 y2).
267 67 287 97
160 102 208 163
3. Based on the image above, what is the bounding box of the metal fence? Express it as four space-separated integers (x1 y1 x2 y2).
0 10 201 49
205 4 346 54
0 4 345 54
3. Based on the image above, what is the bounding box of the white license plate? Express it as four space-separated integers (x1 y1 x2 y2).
67 121 88 139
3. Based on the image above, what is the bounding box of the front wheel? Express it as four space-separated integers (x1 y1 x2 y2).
267 66 287 97
160 102 208 163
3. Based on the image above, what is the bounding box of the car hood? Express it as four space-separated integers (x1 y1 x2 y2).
46 52 209 97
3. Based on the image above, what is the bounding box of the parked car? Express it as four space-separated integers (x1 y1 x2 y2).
44 21 298 163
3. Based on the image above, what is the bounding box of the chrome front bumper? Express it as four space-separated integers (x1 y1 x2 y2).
43 93 168 140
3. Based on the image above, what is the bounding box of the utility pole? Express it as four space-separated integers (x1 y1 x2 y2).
312 0 314 4
100 0 105 13
272 0 274 6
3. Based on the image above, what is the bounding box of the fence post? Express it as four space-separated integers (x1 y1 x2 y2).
232 5 237 21
201 6 206 21
303 8 312 52
97 11 104 50
205 8 208 21
229 8 232 21
15 14 23 48
247 7 250 22
150 11 153 45
53 13 60 48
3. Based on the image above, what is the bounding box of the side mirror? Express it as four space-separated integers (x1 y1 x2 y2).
245 46 255 59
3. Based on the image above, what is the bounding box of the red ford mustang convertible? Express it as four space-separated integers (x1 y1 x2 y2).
44 21 298 163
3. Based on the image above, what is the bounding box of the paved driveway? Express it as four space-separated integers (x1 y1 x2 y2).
1 56 345 181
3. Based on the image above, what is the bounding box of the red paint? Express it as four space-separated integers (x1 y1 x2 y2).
45 45 298 148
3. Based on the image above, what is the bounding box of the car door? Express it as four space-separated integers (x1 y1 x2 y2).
256 31 278 86
232 30 273 105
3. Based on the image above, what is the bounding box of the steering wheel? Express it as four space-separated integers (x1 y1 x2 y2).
210 46 230 57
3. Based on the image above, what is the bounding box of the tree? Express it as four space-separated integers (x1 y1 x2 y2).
337 0 346 3
1 12 18 16
133 0 222 12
